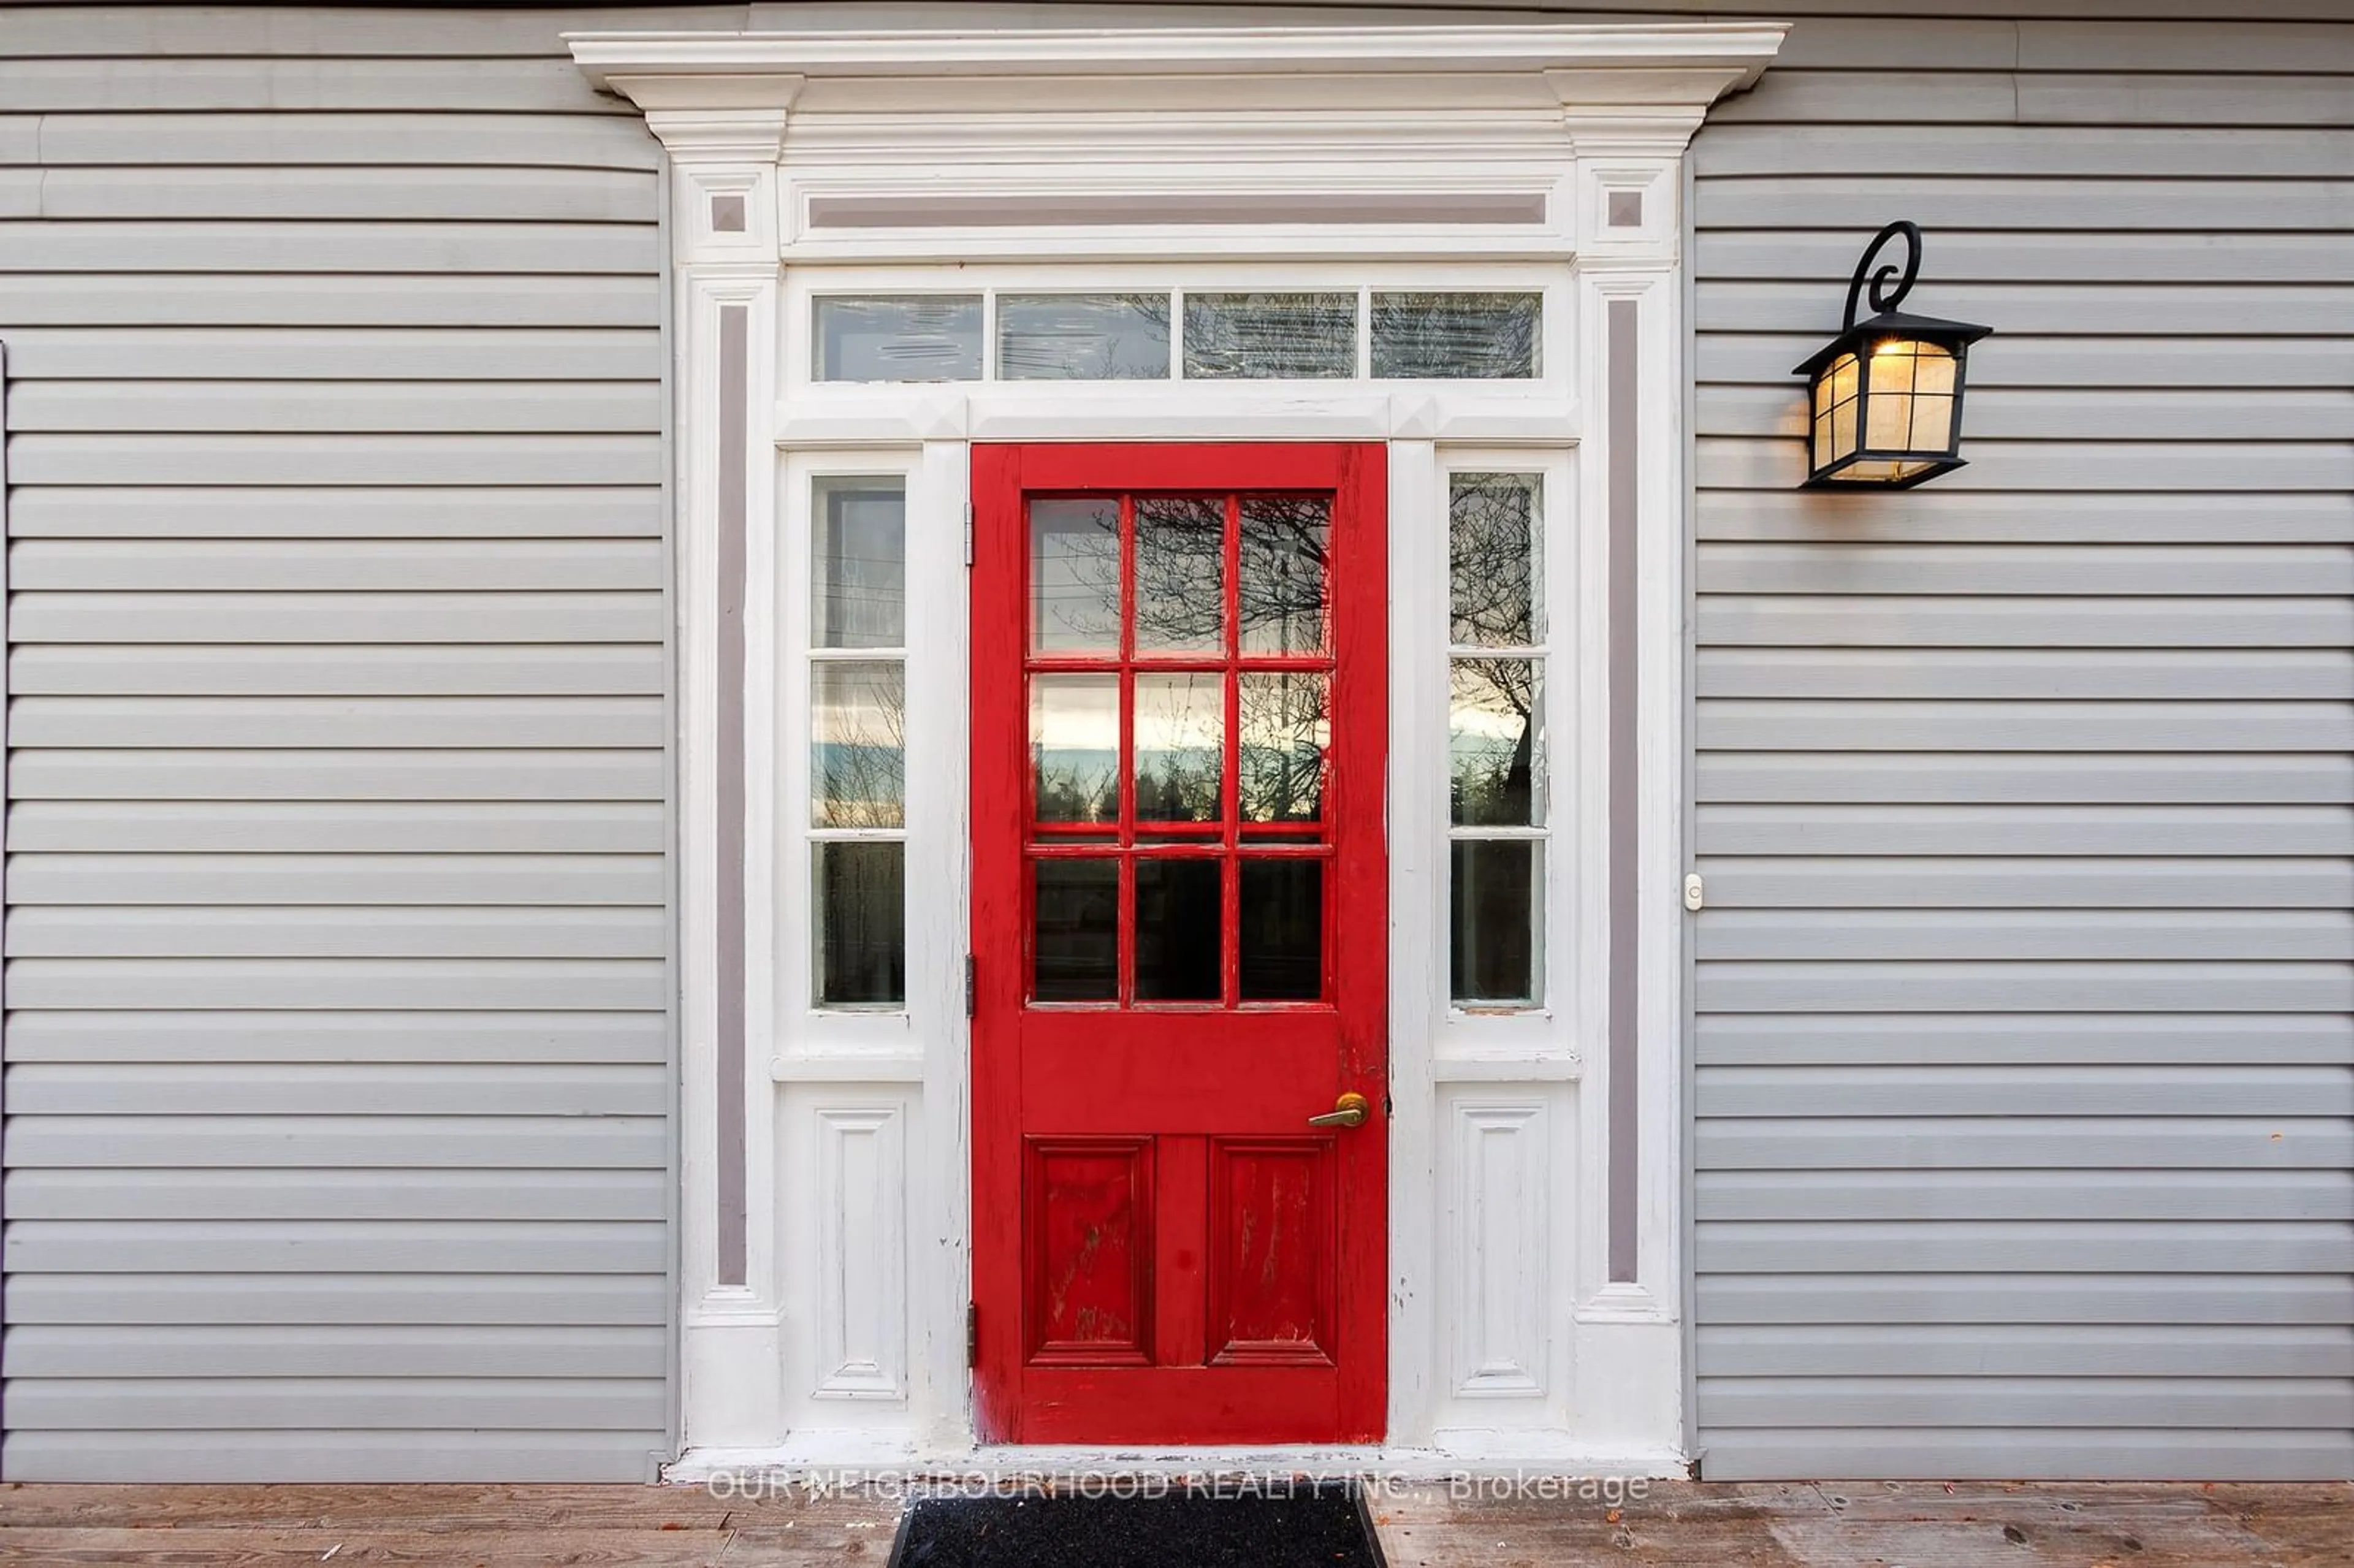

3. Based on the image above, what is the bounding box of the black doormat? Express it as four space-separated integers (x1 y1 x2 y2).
886 1480 1385 1568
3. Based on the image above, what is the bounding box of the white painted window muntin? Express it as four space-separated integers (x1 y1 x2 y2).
774 448 939 1049
1432 446 1588 1062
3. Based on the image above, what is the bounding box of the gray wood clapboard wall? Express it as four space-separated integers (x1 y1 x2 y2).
0 2 693 1482
1 0 2350 1485
1677 6 2354 1480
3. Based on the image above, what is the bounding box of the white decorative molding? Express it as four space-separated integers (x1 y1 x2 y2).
566 17 1788 1474
573 25 1787 96
1446 1100 1552 1399
813 1106 908 1399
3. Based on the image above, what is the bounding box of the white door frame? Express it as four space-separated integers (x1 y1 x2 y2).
569 21 1785 1475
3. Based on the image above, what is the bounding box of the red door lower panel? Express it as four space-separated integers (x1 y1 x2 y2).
970 442 1387 1445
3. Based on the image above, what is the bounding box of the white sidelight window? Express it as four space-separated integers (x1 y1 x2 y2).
808 476 908 1008
1447 471 1548 1007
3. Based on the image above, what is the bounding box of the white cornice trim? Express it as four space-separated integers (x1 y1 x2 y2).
572 24 1788 85
571 25 1788 126
646 106 793 164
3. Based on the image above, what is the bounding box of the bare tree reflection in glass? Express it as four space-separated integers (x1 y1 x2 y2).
1133 497 1225 652
1241 496 1329 653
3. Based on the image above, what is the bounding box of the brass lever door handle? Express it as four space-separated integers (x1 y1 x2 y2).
1307 1092 1371 1129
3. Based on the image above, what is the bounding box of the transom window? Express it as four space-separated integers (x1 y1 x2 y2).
1026 490 1336 1007
814 288 1542 383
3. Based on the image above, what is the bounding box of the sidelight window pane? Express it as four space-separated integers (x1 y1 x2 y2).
813 478 905 650
812 663 905 829
1240 496 1329 654
1183 292 1357 380
1449 474 1541 647
816 841 905 1006
1135 858 1222 1002
1451 839 1537 1005
999 294 1171 381
1240 859 1323 1001
1373 292 1541 379
815 295 982 382
1034 859 1119 1002
1450 660 1539 828
1133 497 1226 652
1446 466 1547 1013
1031 674 1121 824
1134 672 1224 823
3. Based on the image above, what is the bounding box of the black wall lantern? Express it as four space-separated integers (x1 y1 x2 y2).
1793 221 1991 488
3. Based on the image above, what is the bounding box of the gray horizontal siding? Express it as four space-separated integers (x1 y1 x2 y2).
1689 6 2354 1483
0 6 671 1483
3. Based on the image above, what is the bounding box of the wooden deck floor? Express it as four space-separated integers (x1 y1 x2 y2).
0 1479 2345 1566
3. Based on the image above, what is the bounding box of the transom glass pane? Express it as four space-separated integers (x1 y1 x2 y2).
1240 496 1330 653
1031 498 1122 653
1373 292 1541 379
812 478 905 650
999 294 1172 381
1133 497 1225 652
815 295 982 382
1031 674 1120 824
1450 474 1541 647
1183 292 1357 379
812 663 905 829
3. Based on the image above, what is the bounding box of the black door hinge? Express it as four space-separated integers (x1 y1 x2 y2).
964 954 977 1018
966 1302 978 1368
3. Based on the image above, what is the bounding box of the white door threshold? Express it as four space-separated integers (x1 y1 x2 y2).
668 1439 1691 1488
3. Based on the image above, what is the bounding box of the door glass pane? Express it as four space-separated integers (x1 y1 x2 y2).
1031 674 1120 824
1450 474 1541 647
1183 292 1357 380
1451 839 1537 1004
1450 660 1539 828
1240 496 1329 653
812 663 905 828
1034 859 1119 1002
1135 858 1222 1002
1031 498 1122 653
814 295 983 382
816 840 905 1006
1133 497 1225 652
1373 292 1542 379
1240 859 1322 1001
1134 671 1224 824
813 478 905 650
999 294 1171 381
1238 671 1327 825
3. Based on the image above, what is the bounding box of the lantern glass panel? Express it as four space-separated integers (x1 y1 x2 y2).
1864 338 1958 456
1813 351 1862 471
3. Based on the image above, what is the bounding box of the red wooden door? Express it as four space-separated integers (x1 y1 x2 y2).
970 442 1387 1444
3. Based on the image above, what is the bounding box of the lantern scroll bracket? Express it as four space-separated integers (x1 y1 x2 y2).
1842 219 1922 332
